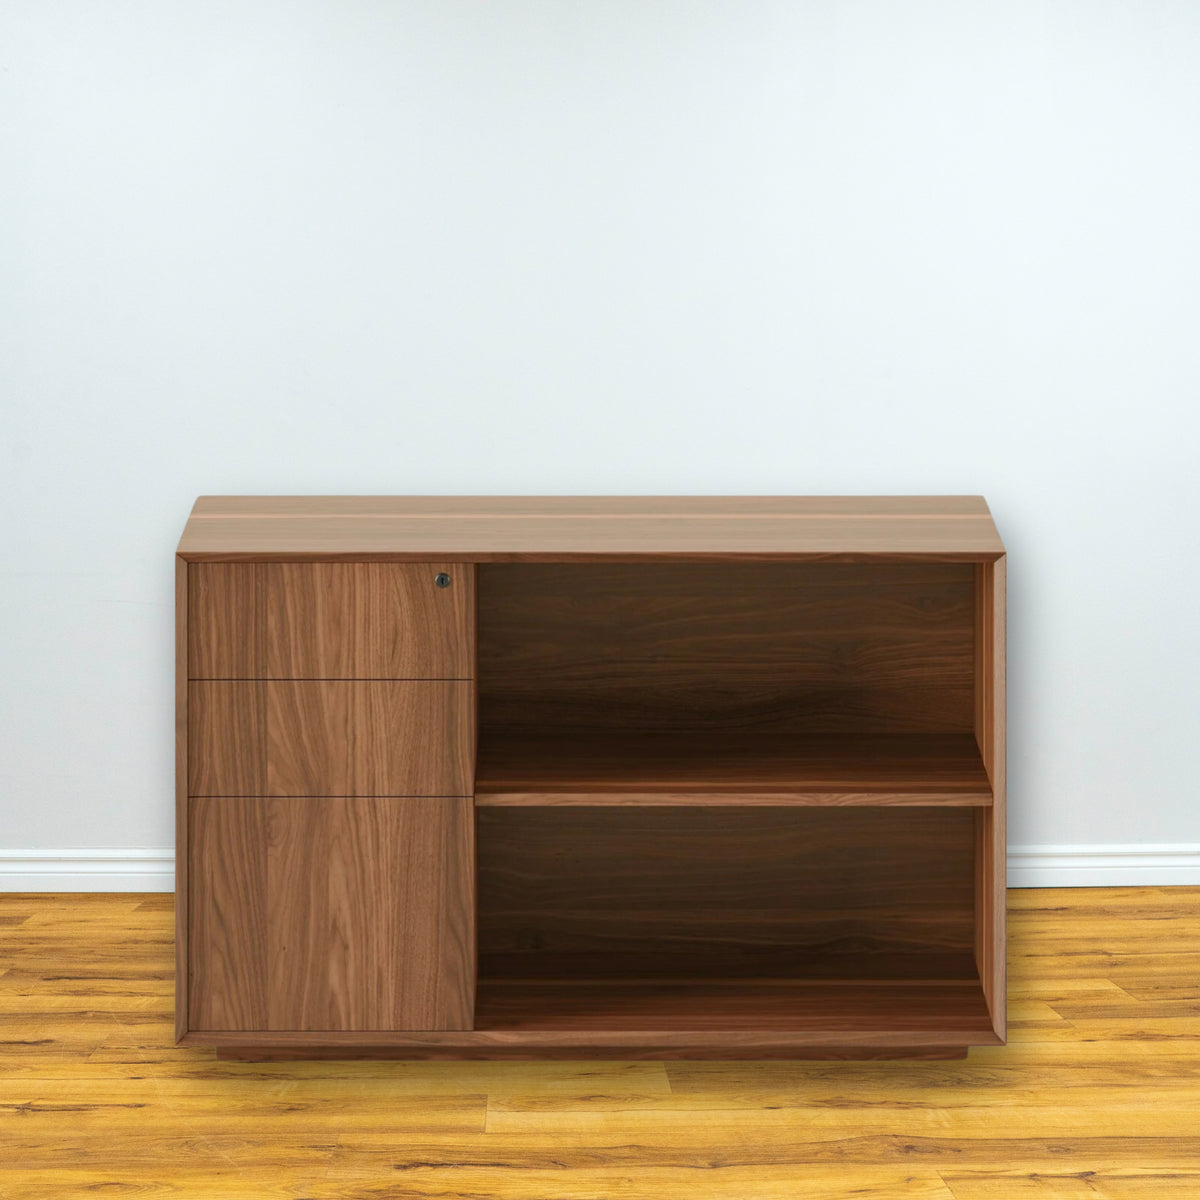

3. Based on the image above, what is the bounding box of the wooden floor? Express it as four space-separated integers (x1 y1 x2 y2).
2 888 1199 1198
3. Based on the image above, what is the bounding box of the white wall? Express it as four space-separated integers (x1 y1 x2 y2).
2 1 1198 888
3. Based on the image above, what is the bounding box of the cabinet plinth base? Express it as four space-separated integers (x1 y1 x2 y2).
188 977 999 1060
211 1043 972 1062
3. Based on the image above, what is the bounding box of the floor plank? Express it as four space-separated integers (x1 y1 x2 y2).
319 1161 960 1199
943 1172 1200 1199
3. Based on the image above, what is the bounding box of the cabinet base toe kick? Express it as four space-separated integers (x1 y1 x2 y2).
184 1034 992 1062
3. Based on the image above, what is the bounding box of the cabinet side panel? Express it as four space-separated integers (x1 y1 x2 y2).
175 556 188 1040
974 558 1006 1038
265 563 474 678
266 797 474 1030
188 564 265 677
189 798 268 1030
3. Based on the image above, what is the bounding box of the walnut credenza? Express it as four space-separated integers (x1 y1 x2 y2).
175 496 1006 1060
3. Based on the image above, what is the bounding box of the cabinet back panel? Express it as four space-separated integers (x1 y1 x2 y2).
477 807 976 981
478 562 974 733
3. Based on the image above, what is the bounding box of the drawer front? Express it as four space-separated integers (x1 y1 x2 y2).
189 795 474 1031
189 680 473 795
189 562 474 679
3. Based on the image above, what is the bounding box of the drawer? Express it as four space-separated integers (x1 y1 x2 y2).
189 562 473 679
189 795 474 1031
189 680 473 795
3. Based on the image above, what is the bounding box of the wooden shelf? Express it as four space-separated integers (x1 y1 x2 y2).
474 977 995 1037
476 728 992 806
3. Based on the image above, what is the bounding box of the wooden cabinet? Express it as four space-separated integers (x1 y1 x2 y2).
177 496 1006 1060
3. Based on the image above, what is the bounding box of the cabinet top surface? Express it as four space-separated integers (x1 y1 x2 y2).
177 495 1005 560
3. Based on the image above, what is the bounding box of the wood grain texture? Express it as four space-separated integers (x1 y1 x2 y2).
477 807 977 982
188 797 473 1032
176 495 1006 560
974 558 1006 1039
478 561 976 734
265 681 472 797
187 680 472 795
174 555 189 1041
194 495 998 516
188 561 473 679
212 1043 971 1061
187 562 264 677
4 887 1199 1196
187 679 266 796
267 561 473 678
199 1029 989 1057
267 796 473 1031
478 791 990 806
476 729 991 805
188 797 267 1030
474 979 993 1034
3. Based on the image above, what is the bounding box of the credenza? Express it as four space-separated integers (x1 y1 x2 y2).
175 495 1006 1060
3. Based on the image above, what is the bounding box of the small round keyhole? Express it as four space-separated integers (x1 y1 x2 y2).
435 573 451 588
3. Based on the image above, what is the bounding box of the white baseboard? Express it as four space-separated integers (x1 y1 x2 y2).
0 850 175 892
1007 844 1200 888
1 845 1199 892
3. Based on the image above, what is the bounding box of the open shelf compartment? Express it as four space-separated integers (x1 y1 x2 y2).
472 559 1001 1044
474 804 995 1040
477 559 990 808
